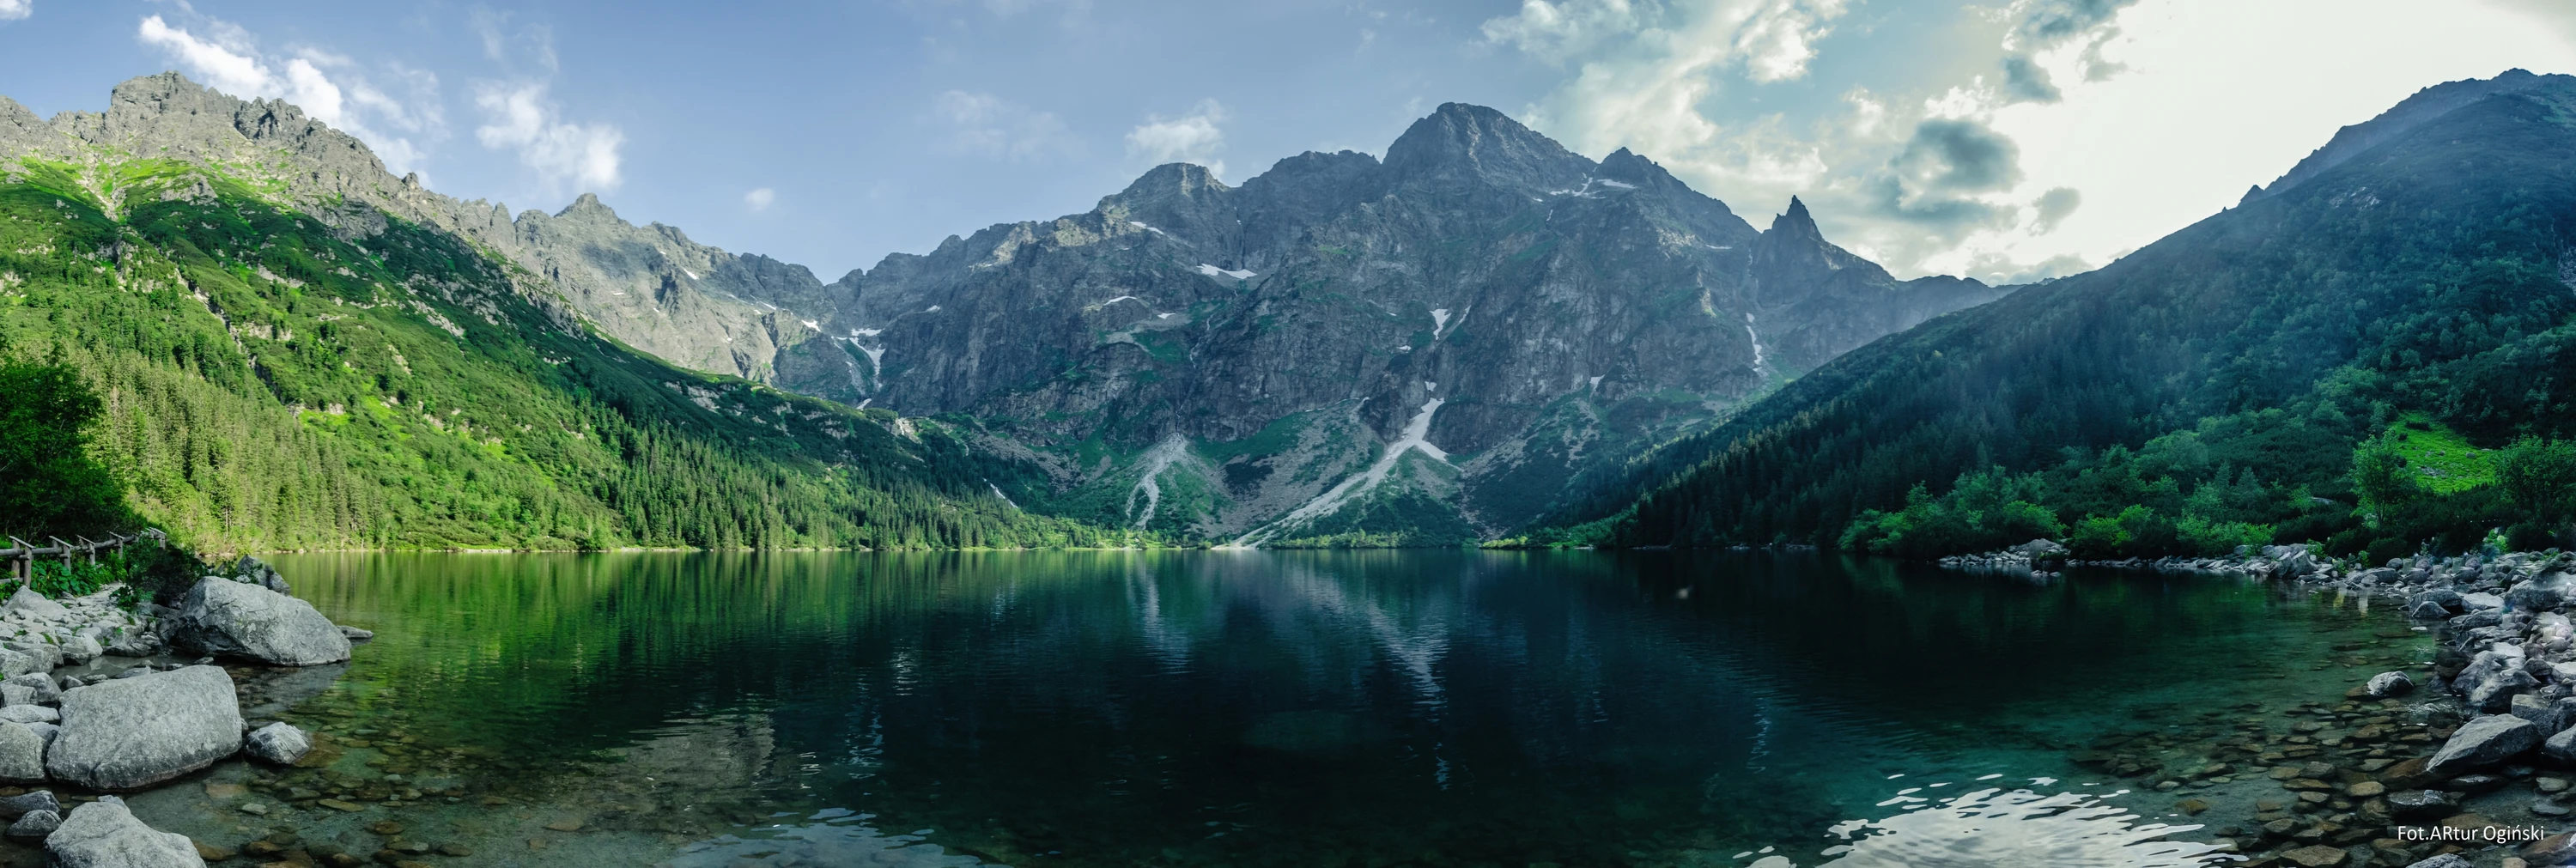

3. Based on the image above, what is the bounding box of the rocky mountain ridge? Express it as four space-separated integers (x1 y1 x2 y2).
0 76 2010 543
769 104 2008 540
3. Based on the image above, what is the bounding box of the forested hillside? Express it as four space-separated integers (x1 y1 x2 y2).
1595 71 2576 560
0 139 1118 552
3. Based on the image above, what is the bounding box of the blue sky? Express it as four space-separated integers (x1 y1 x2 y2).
3 1 2574 283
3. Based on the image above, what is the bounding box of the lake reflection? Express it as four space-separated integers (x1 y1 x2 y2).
259 549 2379 866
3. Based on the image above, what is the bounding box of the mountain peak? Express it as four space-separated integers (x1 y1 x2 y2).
1382 102 1591 191
554 192 618 221
1771 197 1819 235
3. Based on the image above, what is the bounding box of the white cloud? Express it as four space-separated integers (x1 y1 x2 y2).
1124 100 1228 179
1481 0 1651 64
933 90 1078 161
1492 0 2576 283
134 14 442 176
744 187 775 211
0 0 28 22
472 82 623 193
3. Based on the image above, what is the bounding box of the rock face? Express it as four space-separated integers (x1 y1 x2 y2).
46 666 244 791
2427 713 2543 776
762 112 2005 538
242 722 311 765
42 797 204 868
168 579 350 666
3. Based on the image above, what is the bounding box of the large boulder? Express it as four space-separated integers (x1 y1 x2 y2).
45 666 242 791
0 588 64 621
2429 714 2544 776
2366 671 2415 699
42 797 204 867
167 579 348 666
242 722 310 765
0 722 43 783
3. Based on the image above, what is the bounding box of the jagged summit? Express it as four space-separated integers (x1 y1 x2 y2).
1771 197 1819 235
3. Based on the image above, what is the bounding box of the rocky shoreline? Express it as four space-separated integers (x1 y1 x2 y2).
0 557 371 867
1941 541 2576 867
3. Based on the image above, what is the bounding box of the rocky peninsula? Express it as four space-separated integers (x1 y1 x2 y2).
0 558 366 867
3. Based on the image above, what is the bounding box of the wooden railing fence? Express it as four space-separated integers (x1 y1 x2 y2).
0 529 164 582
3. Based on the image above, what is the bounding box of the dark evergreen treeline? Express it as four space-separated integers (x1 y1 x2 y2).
1586 83 2576 558
0 158 1130 551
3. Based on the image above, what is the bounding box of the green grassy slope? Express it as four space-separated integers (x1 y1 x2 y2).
1590 78 2576 557
0 158 1128 551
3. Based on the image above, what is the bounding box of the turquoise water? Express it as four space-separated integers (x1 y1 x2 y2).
137 549 2421 867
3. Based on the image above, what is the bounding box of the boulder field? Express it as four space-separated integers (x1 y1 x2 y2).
0 563 362 865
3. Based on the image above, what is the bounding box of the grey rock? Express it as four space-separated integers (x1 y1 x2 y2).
42 796 204 867
232 555 289 595
22 722 56 748
0 706 59 725
167 578 349 666
0 684 32 707
337 625 373 640
2508 573 2576 610
0 722 42 783
2403 856 2473 868
2512 693 2576 733
110 667 146 680
0 588 64 621
0 649 31 680
55 635 99 665
2387 788 2462 821
6 809 56 842
2464 591 2506 610
3 673 58 705
5 641 61 673
2014 538 2069 558
45 666 242 791
2366 671 2415 698
2547 723 2576 762
2451 609 2504 629
100 631 155 658
0 790 57 821
2429 713 2544 776
2470 668 2539 712
242 722 310 765
2266 545 2318 577
2409 599 2449 618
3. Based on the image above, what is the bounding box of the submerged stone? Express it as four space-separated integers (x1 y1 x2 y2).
44 797 204 867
